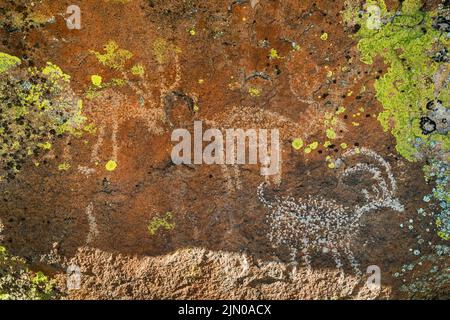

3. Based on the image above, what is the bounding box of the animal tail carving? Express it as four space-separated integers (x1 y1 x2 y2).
257 182 273 208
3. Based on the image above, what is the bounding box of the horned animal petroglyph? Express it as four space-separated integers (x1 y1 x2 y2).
257 148 404 275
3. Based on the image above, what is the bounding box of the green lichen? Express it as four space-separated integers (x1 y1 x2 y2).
248 87 262 97
269 48 280 59
354 0 449 161
402 0 424 15
87 41 152 101
326 128 337 140
342 1 362 27
90 41 133 71
0 1 54 33
147 212 175 236
85 77 127 100
351 0 450 240
0 246 57 300
324 108 345 142
292 138 304 150
105 160 118 172
58 163 71 171
131 64 145 77
356 2 446 160
0 53 21 74
153 38 169 64
0 55 86 180
91 75 103 87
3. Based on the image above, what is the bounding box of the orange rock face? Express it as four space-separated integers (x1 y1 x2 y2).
0 0 447 300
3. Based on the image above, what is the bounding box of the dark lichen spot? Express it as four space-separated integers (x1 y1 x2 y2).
433 15 450 33
420 117 437 135
432 48 449 63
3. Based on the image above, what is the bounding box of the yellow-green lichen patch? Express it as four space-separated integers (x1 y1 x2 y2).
353 0 446 161
305 141 319 154
85 41 157 120
325 155 336 169
131 64 145 77
58 163 71 171
105 160 118 172
350 0 450 239
292 138 304 150
188 28 197 36
248 87 262 97
0 246 57 300
336 106 346 115
323 108 347 142
147 212 175 236
91 41 133 71
85 77 128 100
326 128 337 140
38 142 52 150
309 142 319 150
269 48 280 60
0 53 21 74
0 1 54 33
91 75 103 87
342 0 361 27
401 0 424 15
153 38 169 64
0 54 86 180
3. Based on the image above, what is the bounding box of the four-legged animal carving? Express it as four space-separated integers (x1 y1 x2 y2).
257 148 404 276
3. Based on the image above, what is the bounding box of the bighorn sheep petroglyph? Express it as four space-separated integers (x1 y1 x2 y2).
257 147 404 275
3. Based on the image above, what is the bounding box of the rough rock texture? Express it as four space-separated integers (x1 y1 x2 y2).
0 0 448 299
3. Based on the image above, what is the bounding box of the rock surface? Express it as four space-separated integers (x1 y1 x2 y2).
0 0 448 299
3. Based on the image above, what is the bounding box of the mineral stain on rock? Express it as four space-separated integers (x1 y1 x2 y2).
0 0 448 300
